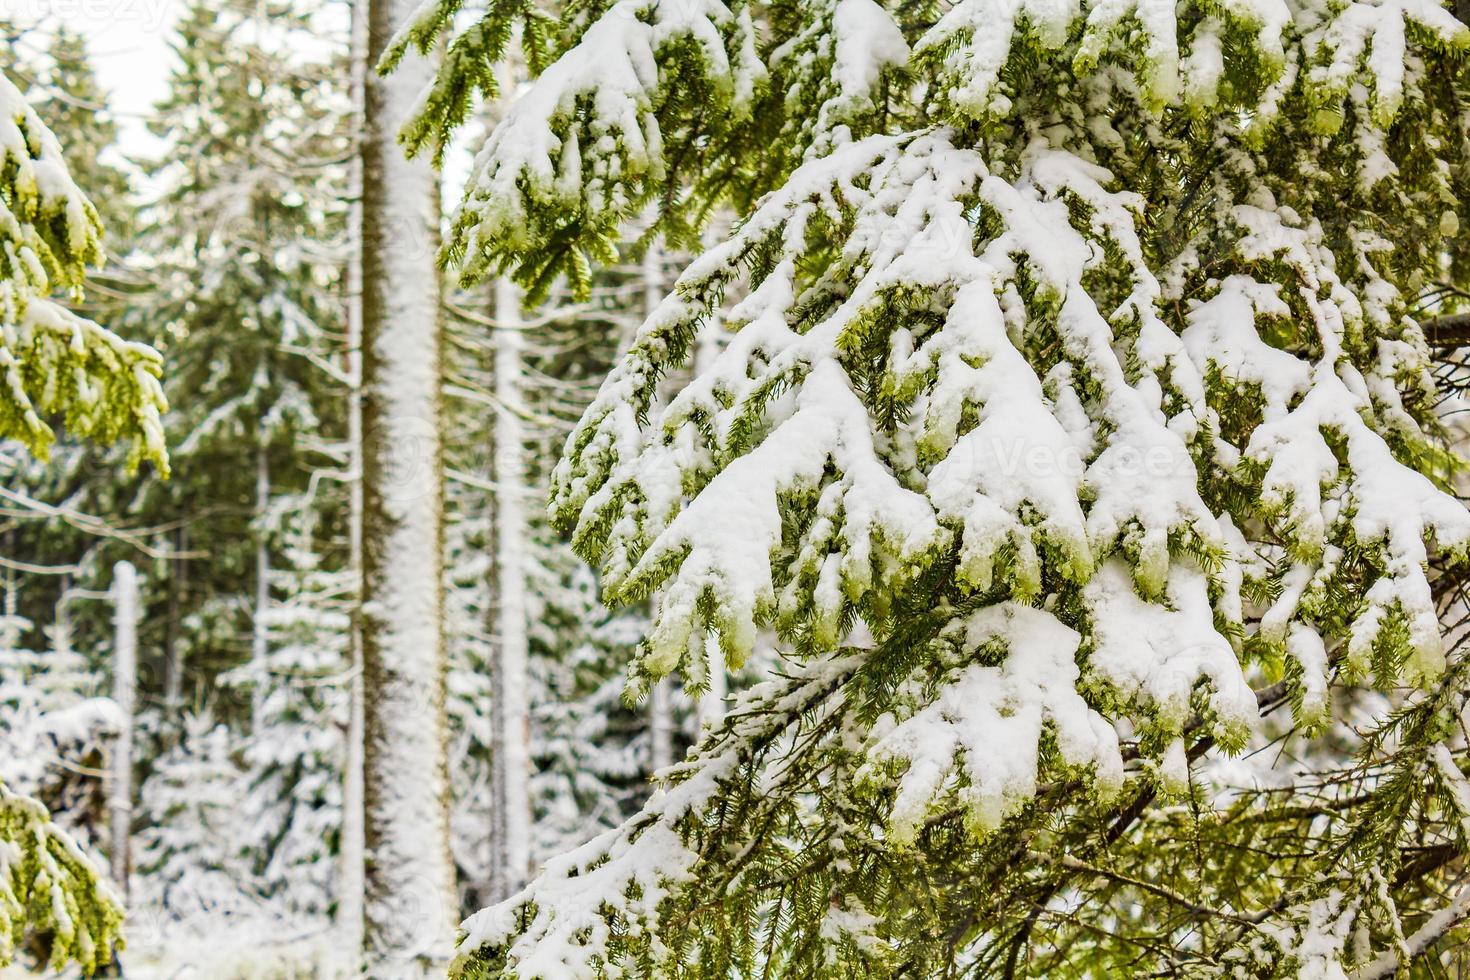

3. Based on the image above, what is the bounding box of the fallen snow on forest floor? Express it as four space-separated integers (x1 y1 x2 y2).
0 913 351 979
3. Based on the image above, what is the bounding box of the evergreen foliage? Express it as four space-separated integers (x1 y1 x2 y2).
0 36 142 976
220 527 350 920
443 267 653 902
122 0 354 930
396 0 1470 976
0 63 165 470
134 712 257 923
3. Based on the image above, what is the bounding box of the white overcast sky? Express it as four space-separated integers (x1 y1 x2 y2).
21 0 186 158
11 1 475 203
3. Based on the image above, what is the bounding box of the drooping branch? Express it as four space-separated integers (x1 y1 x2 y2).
1356 879 1470 979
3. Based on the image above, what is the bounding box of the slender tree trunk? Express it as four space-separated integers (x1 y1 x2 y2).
339 0 368 957
489 279 532 903
163 526 188 711
0 568 19 659
253 442 270 668
650 679 675 772
696 637 728 732
53 576 71 665
360 0 455 970
108 560 137 903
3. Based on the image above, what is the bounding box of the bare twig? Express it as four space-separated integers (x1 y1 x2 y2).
1424 312 1470 349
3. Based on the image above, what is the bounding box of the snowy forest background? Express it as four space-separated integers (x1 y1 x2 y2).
6 0 1470 975
0 5 703 974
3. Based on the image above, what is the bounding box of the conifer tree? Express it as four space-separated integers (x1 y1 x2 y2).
442 260 650 905
0 41 151 974
0 574 48 798
524 527 649 860
1 579 122 849
121 0 354 935
391 1 1470 976
134 712 256 923
219 510 350 921
33 591 96 712
124 0 348 703
29 591 118 855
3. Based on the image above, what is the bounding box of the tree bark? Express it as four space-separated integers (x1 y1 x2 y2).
360 0 456 970
339 0 368 959
252 441 270 668
650 679 675 772
108 560 137 903
162 526 187 711
488 278 532 903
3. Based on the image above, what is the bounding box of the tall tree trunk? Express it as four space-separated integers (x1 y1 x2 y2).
695 636 727 732
650 679 675 772
253 441 270 668
489 279 531 903
0 566 19 656
163 526 188 711
339 0 368 957
108 560 137 903
360 0 455 971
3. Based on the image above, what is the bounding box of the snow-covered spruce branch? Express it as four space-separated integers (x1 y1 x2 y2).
452 649 867 977
4 299 168 467
394 0 917 298
0 70 168 472
397 0 1470 302
0 782 124 974
395 0 1470 974
450 624 1306 977
1355 884 1470 980
1014 640 1470 977
1024 850 1254 925
553 129 1468 707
